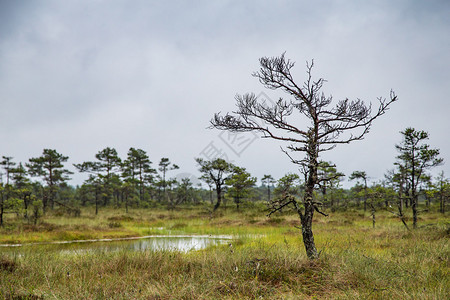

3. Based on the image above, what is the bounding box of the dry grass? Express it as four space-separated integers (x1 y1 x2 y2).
0 206 449 299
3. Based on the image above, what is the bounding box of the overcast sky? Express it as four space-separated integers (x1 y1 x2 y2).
1 0 449 188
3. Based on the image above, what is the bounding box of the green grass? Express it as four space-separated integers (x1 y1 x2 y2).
0 205 449 299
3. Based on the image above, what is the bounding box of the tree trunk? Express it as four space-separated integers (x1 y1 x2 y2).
213 187 222 212
0 201 3 227
42 187 48 214
0 189 4 226
363 189 367 211
95 188 99 215
412 194 418 229
372 212 376 228
399 179 404 213
299 202 318 259
299 172 319 260
370 204 376 228
330 193 334 208
23 195 29 219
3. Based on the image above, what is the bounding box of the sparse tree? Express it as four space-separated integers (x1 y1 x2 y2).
122 148 156 203
385 167 410 230
92 176 104 215
366 183 395 228
270 173 301 214
1 156 16 185
211 53 396 258
0 183 22 226
177 178 194 203
273 173 301 200
31 198 43 225
11 163 30 190
75 183 93 207
435 171 449 213
73 162 103 214
203 176 215 205
95 147 122 181
420 174 433 208
74 147 122 207
0 184 4 226
158 158 179 201
121 181 135 213
196 158 235 212
226 167 257 210
95 147 122 206
261 174 276 202
27 149 73 212
317 161 344 208
0 156 17 224
170 178 198 209
10 163 33 219
395 128 443 228
349 171 369 211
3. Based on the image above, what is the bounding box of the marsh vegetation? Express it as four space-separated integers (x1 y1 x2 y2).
0 206 448 299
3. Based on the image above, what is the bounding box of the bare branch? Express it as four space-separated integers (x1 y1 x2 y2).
267 198 294 217
210 53 397 259
313 205 328 217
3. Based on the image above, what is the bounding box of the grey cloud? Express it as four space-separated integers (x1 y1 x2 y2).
0 0 449 186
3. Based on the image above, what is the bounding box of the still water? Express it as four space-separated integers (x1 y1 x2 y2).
0 235 233 255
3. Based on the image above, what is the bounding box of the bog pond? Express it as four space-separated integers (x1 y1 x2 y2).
0 235 233 255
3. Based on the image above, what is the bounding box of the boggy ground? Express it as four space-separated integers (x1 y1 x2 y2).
0 205 448 299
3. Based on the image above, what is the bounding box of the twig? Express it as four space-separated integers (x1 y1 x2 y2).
313 205 328 217
267 199 294 217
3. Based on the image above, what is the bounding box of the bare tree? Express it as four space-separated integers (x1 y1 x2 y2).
211 53 396 259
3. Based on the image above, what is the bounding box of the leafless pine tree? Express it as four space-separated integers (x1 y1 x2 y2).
211 53 396 259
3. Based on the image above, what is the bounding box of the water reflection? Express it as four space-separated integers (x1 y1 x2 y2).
88 236 229 253
0 235 233 255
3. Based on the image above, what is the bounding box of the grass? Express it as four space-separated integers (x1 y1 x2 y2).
0 204 449 299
